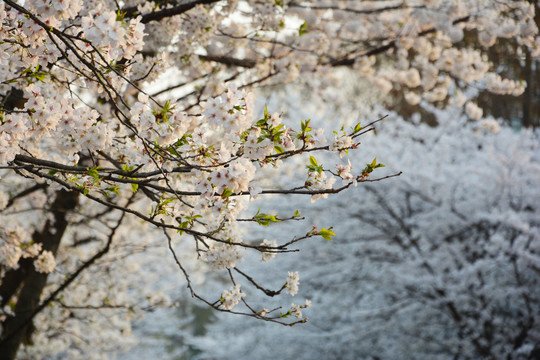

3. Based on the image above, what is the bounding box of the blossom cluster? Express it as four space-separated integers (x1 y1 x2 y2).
0 225 41 271
243 128 275 160
202 87 255 140
306 171 336 203
336 160 355 184
220 284 246 310
285 271 300 296
243 112 296 161
81 10 145 61
33 250 56 274
203 243 245 270
0 83 115 164
484 73 526 96
206 158 257 196
289 299 312 319
465 102 483 121
130 93 190 145
331 133 355 158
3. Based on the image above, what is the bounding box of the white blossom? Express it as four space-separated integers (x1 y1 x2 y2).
285 271 300 296
203 244 245 270
34 250 56 274
221 284 245 310
465 101 483 120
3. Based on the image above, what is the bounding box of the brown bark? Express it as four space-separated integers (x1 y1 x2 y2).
121 0 222 24
0 189 78 360
522 49 533 128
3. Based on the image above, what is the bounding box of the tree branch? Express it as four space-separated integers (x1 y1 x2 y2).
329 15 471 66
122 0 222 24
199 54 257 68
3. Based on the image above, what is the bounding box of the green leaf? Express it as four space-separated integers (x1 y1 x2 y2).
87 167 103 181
116 10 126 21
131 183 139 193
306 156 323 174
299 21 308 36
107 186 120 195
163 100 171 112
362 158 385 175
221 188 233 199
294 210 301 218
301 119 311 133
161 198 174 206
309 155 318 167
319 228 336 241
353 122 363 133
274 145 284 154
254 211 279 226
34 72 48 82
88 168 99 179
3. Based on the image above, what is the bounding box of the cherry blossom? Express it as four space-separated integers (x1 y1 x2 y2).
0 0 537 358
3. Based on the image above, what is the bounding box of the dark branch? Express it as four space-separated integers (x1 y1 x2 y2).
4 183 47 210
122 0 222 24
329 15 471 66
288 1 407 14
199 54 257 68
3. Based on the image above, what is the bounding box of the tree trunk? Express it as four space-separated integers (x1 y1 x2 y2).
522 49 533 128
0 189 78 360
